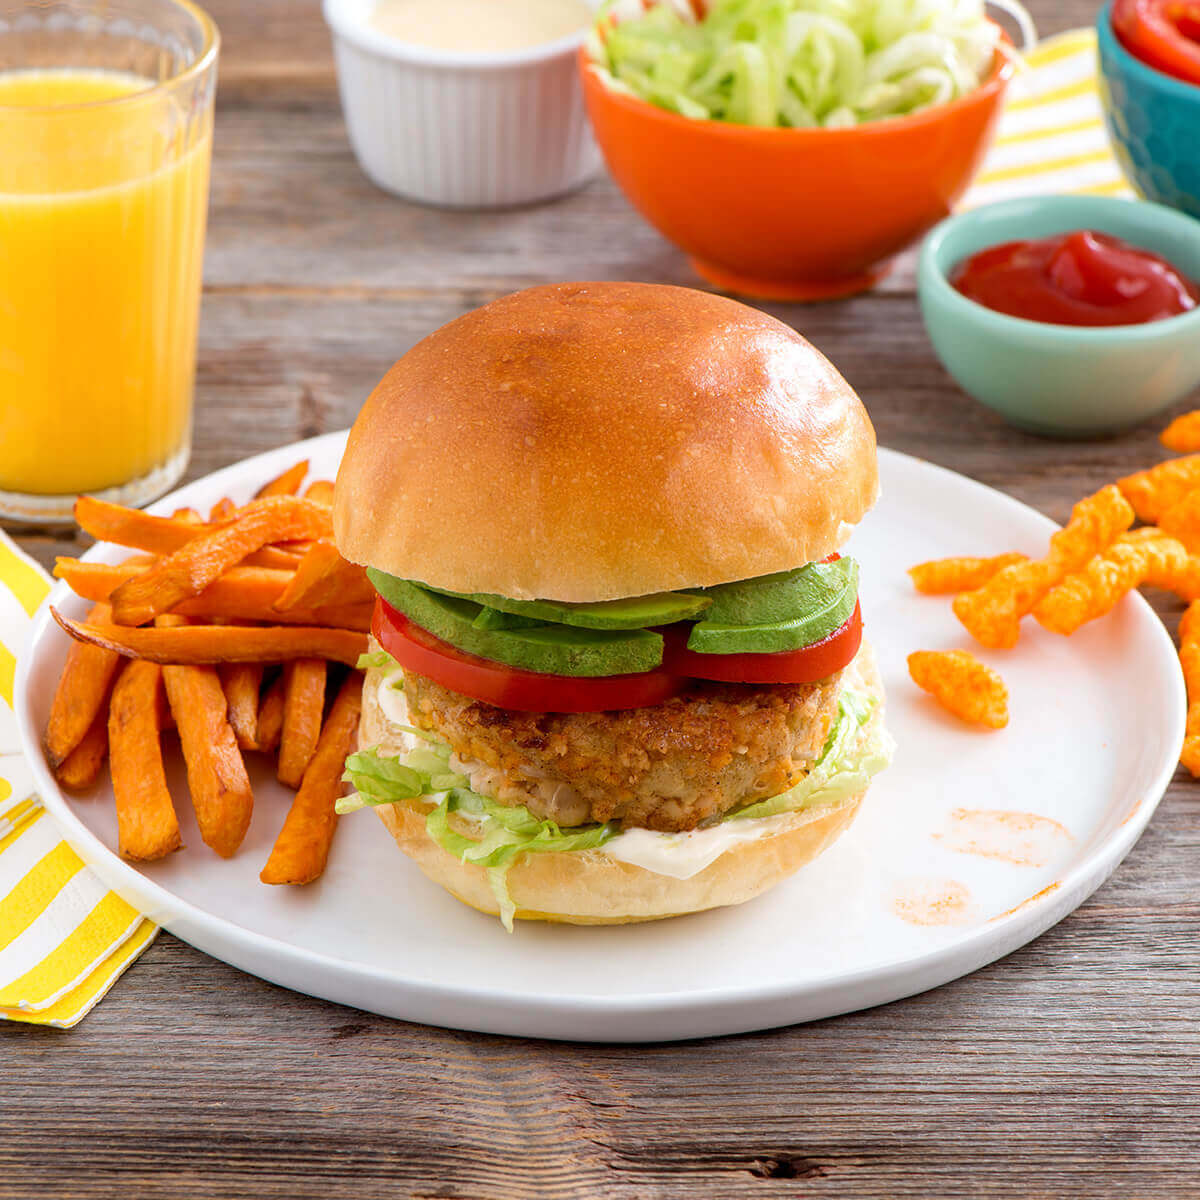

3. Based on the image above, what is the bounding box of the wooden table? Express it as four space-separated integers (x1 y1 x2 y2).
6 1 1199 1195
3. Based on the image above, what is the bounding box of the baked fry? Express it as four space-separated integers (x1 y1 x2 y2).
44 601 123 767
209 497 236 522
1160 410 1200 454
55 559 372 631
221 664 264 751
158 616 254 858
907 650 1008 730
109 496 333 626
74 496 304 571
908 552 1028 595
173 507 203 523
256 673 286 754
953 485 1134 649
1034 533 1189 635
261 672 363 885
52 609 369 666
1179 602 1200 776
54 709 108 791
1118 455 1200 523
108 659 181 861
303 479 334 506
1157 490 1200 554
255 459 309 498
273 540 374 611
278 658 327 788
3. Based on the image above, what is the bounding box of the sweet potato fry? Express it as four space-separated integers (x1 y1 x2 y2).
274 541 374 611
908 552 1028 595
953 485 1134 649
261 672 363 885
54 708 109 791
74 496 304 571
209 497 236 522
173 507 203 523
108 659 181 861
1158 490 1200 554
221 664 263 751
1118 456 1200 523
1034 533 1189 635
256 459 309 498
52 609 369 666
908 650 1008 730
303 479 334 506
256 673 286 754
109 496 333 626
54 559 372 631
1161 411 1200 454
1179 603 1200 777
158 616 254 857
278 659 327 788
44 601 123 767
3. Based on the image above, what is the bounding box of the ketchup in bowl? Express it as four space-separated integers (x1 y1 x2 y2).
950 230 1200 327
1112 0 1200 86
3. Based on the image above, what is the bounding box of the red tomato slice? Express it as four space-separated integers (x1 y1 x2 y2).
660 602 863 684
373 599 688 713
1113 0 1200 86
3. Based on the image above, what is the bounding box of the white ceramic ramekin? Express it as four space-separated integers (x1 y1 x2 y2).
323 0 601 208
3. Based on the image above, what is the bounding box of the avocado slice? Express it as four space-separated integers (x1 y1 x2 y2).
686 559 859 655
471 606 543 631
418 582 711 630
369 572 664 677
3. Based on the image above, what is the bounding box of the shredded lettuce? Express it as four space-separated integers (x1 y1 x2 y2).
356 649 399 671
338 673 892 930
587 0 1017 128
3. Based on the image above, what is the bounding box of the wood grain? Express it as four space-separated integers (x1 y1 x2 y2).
4 0 1200 1196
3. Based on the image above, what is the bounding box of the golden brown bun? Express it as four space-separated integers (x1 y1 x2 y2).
364 641 884 926
334 282 878 602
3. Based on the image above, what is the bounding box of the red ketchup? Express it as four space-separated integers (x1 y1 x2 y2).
950 230 1200 327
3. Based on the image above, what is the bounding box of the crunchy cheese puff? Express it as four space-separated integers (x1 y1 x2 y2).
1158 490 1200 554
1178 602 1200 777
1160 410 1200 454
1034 534 1189 635
1118 455 1200 523
907 650 1008 730
952 486 1133 649
908 552 1028 595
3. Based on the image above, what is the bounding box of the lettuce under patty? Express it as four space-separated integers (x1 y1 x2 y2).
339 661 893 930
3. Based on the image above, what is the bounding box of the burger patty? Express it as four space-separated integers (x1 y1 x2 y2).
401 671 843 833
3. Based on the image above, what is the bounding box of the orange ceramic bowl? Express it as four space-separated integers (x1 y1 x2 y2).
580 37 1014 300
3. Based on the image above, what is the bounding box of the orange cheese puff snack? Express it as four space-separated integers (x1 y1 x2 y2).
907 650 1008 730
1119 455 1200 523
908 552 1027 595
1160 411 1200 454
953 485 1134 649
1158 490 1200 554
1178 602 1200 777
1034 534 1189 635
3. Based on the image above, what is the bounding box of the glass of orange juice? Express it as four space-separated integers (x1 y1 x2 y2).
0 0 218 522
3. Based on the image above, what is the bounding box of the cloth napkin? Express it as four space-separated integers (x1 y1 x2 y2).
0 26 1128 1030
0 531 156 1028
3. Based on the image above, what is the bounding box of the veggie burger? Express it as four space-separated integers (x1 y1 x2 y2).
332 281 893 928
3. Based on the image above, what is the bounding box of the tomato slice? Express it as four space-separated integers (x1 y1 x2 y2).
660 602 863 683
373 598 688 713
1113 0 1200 86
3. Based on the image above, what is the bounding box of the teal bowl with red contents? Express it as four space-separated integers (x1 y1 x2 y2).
1098 0 1200 219
917 195 1200 436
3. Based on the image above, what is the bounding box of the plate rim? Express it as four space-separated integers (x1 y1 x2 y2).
12 433 1186 1039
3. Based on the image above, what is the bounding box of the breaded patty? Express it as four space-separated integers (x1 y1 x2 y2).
401 672 843 832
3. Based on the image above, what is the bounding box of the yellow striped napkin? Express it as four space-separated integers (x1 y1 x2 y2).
965 27 1132 209
0 530 157 1028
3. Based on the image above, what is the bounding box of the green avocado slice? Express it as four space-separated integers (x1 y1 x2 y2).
368 572 664 677
686 559 859 654
418 583 711 630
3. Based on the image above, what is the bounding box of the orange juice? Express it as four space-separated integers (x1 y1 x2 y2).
0 68 212 497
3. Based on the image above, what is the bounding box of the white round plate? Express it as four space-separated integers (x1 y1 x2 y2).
14 434 1185 1042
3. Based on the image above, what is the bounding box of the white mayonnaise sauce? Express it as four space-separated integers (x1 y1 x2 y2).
601 813 797 880
376 668 416 741
370 0 591 53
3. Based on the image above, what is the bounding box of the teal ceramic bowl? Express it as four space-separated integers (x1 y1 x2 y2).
917 195 1200 436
